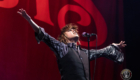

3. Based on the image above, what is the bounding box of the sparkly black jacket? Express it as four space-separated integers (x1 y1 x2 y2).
35 27 124 80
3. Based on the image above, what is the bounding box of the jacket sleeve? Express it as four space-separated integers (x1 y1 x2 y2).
35 27 68 58
82 45 124 63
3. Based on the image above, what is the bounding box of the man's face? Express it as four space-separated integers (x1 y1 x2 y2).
64 29 79 39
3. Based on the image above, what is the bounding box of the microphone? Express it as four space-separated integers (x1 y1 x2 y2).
82 32 96 37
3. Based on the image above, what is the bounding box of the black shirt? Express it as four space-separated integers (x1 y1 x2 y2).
35 27 124 63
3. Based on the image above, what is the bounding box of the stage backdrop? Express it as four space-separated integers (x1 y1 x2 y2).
0 0 125 80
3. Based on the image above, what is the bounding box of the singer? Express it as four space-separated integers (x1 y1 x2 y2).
17 9 126 80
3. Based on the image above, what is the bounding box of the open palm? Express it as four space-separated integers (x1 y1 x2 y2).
112 41 126 48
17 8 30 20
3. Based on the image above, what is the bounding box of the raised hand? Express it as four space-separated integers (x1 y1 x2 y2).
112 41 127 48
17 8 31 20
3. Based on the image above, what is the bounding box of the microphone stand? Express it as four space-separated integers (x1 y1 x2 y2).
87 34 91 80
82 32 97 80
86 33 97 80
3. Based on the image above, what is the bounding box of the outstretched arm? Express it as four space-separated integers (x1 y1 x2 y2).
17 8 68 58
17 8 39 33
82 41 126 63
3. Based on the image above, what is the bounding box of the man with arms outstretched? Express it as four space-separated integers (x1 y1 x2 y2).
17 9 126 80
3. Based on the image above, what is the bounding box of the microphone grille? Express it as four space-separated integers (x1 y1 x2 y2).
82 32 87 37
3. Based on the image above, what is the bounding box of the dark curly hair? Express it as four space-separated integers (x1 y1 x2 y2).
58 23 80 45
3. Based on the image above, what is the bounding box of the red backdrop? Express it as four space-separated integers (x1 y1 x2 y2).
0 0 125 80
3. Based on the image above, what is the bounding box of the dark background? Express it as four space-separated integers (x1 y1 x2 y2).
124 0 140 79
